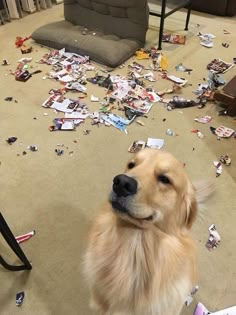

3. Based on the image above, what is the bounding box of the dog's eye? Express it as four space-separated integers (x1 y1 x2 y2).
127 161 135 169
157 175 171 184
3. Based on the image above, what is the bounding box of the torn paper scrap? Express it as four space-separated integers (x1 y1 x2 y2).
194 116 212 124
219 154 231 166
175 63 192 72
214 126 235 138
166 75 188 86
212 305 236 315
213 161 222 177
193 302 236 315
162 33 186 45
185 285 199 306
16 292 25 306
128 140 146 153
206 224 221 250
146 138 164 149
90 95 99 102
206 58 234 74
101 114 131 132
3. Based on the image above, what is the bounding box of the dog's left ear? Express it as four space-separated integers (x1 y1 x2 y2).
180 183 198 229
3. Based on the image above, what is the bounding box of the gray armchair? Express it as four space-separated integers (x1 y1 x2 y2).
32 0 149 67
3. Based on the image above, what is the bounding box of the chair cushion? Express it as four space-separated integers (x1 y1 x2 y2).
31 20 142 67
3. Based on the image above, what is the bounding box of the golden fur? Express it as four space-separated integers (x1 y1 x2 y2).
83 149 202 315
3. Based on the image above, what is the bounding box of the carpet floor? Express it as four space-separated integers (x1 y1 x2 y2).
0 5 235 315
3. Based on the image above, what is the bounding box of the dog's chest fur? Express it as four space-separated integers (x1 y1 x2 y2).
84 212 195 315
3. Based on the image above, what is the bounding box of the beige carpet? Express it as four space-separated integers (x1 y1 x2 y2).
0 5 235 315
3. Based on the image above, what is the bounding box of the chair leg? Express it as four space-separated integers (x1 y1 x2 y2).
15 0 23 18
0 255 30 271
2 0 11 22
0 10 5 25
185 1 192 30
0 213 32 271
158 0 167 50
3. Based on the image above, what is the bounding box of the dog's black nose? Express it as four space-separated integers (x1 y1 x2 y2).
113 174 137 197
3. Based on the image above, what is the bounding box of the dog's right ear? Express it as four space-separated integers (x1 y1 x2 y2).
185 194 198 229
179 180 198 229
182 179 215 229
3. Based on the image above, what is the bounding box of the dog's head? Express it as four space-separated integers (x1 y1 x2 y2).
109 149 197 231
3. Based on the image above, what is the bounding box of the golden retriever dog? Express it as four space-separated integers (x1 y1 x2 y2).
84 149 210 315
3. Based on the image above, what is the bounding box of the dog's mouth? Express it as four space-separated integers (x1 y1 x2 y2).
111 201 154 221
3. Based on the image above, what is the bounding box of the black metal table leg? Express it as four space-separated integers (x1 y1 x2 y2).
158 0 167 50
0 255 31 271
185 1 192 30
0 213 32 271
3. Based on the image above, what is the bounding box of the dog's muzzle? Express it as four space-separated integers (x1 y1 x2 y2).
112 174 137 197
110 175 154 222
110 174 137 214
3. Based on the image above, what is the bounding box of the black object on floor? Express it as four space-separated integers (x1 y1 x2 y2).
0 212 32 271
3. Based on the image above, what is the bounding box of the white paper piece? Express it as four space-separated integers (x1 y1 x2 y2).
50 69 67 78
82 64 95 71
89 112 100 119
167 75 188 86
42 95 62 108
200 39 213 48
194 116 212 124
215 126 235 138
60 121 75 130
131 71 142 79
51 99 78 113
60 59 73 67
91 95 99 102
146 138 164 149
213 161 223 177
199 33 216 39
194 303 236 315
206 223 221 250
58 48 66 56
58 74 74 83
73 119 84 125
112 81 131 100
125 100 153 114
143 71 157 82
147 91 161 103
18 57 32 63
65 112 88 119
198 33 215 48
66 82 87 92
212 306 236 315
110 76 126 83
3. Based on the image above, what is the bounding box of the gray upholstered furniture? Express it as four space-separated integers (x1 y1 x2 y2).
191 0 236 16
32 0 149 67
